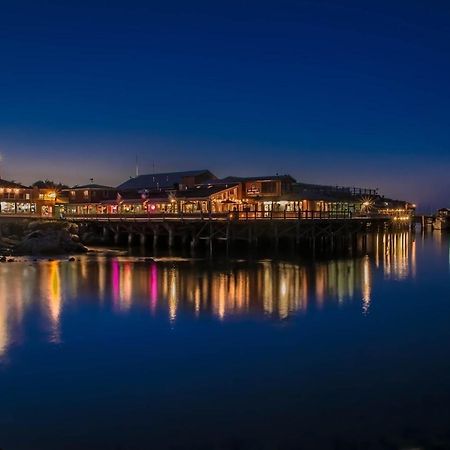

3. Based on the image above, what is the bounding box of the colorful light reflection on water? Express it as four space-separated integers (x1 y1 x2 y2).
0 231 449 450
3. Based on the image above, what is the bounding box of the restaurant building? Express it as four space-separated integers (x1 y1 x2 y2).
117 170 216 194
61 170 414 219
63 184 118 215
0 179 58 217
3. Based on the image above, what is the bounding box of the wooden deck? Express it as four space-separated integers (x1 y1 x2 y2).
0 211 412 253
66 211 412 252
64 210 395 222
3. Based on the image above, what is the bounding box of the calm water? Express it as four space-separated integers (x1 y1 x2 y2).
0 232 449 450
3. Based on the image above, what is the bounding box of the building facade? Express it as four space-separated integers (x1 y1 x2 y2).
58 171 415 220
0 180 58 217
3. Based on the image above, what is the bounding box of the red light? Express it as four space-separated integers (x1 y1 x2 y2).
149 204 156 211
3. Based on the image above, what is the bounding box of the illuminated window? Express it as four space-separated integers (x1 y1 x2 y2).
41 205 53 216
0 202 16 214
17 203 31 213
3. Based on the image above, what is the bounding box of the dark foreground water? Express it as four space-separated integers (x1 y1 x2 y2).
0 232 449 450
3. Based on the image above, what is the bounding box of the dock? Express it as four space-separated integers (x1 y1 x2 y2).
66 210 412 253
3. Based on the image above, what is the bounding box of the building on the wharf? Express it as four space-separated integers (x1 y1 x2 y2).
110 183 241 216
288 182 375 215
173 183 241 213
60 170 415 220
194 175 365 216
0 179 59 217
112 171 376 217
63 184 118 215
196 174 296 213
117 169 216 195
129 174 293 215
110 170 235 215
193 177 414 218
371 196 416 219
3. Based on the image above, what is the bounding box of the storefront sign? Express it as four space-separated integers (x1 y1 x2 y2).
246 184 260 195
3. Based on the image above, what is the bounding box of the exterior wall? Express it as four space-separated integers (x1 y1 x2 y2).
209 186 240 212
66 188 117 204
0 186 57 217
243 180 282 198
67 203 120 215
67 201 146 215
34 188 57 217
180 172 214 189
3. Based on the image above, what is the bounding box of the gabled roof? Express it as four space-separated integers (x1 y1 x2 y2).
117 170 215 191
0 179 29 189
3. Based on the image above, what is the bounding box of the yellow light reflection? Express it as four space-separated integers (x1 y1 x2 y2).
0 295 8 359
0 230 422 361
362 256 371 315
46 261 62 343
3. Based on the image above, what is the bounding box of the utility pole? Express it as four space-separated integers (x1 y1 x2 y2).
135 155 139 177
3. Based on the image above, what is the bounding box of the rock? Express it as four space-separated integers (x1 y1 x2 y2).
80 231 103 245
15 231 88 255
0 220 87 256
67 223 79 234
23 230 45 240
70 234 80 243
0 256 6 263
0 236 21 246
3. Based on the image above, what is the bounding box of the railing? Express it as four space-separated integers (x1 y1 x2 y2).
0 210 411 222
64 210 360 222
0 213 56 219
235 210 354 220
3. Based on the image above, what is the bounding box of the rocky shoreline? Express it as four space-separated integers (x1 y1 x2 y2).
0 221 88 256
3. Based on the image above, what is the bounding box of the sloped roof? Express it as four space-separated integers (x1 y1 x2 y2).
0 179 29 189
205 174 296 184
114 184 238 201
281 192 356 202
71 184 116 190
117 170 214 191
176 184 239 199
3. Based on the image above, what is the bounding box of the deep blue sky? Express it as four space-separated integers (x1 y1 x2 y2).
0 0 449 210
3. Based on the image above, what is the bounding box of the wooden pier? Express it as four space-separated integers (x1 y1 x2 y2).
66 210 412 254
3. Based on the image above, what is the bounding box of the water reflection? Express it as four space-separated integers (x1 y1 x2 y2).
45 261 62 343
0 232 421 361
374 232 416 280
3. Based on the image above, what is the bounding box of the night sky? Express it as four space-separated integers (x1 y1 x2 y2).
0 1 449 211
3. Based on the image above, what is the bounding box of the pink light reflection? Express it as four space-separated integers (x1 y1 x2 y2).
150 263 158 312
112 260 120 306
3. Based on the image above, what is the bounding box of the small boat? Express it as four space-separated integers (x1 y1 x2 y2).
433 208 450 230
